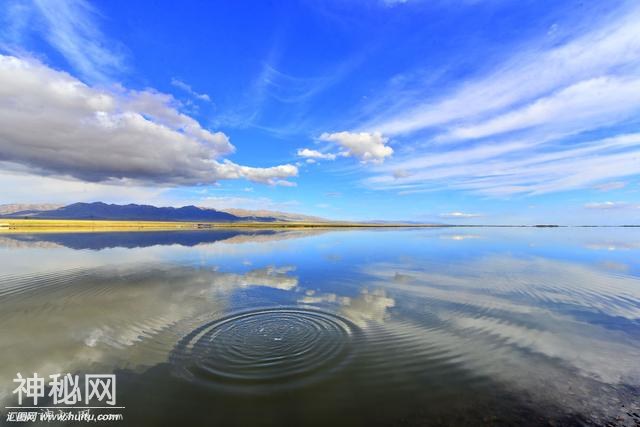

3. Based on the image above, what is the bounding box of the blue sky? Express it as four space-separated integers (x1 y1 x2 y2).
0 0 639 224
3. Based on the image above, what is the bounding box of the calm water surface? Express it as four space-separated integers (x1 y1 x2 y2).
1 228 639 426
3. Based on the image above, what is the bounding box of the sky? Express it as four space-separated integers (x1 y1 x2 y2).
0 0 639 225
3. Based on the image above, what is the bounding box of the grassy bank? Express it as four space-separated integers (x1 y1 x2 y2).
0 219 206 232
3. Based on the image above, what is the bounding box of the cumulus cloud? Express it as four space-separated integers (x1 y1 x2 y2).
319 131 393 163
0 55 297 186
296 148 337 160
440 212 482 219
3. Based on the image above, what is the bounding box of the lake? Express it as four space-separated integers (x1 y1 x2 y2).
1 228 639 426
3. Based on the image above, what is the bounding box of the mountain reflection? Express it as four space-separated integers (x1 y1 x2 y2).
0 229 329 250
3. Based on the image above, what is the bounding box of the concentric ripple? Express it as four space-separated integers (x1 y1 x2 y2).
171 308 359 391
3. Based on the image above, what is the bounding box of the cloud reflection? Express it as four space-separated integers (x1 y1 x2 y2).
0 263 298 404
299 288 395 327
357 255 640 415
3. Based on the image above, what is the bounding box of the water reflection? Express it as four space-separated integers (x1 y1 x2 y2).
359 256 640 418
0 228 329 250
171 307 360 393
586 241 640 251
0 263 301 404
299 289 395 327
0 228 639 425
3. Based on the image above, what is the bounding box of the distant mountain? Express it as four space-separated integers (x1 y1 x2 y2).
0 203 64 215
2 202 243 222
0 202 332 223
1 203 448 225
217 208 328 223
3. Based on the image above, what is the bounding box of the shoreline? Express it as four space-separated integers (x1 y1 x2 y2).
0 219 638 233
0 218 439 232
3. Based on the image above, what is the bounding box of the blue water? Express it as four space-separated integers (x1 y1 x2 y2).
0 228 639 426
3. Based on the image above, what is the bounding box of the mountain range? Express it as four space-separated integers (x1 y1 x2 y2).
0 202 329 223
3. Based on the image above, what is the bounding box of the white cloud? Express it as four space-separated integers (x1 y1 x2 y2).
355 5 640 197
441 77 640 142
272 179 297 187
439 212 482 219
296 148 336 160
212 161 297 186
366 5 640 136
31 0 126 82
0 168 299 207
595 181 626 192
319 131 393 163
382 0 409 6
584 201 636 210
366 132 640 196
0 55 297 186
196 196 300 212
170 78 211 102
0 168 165 205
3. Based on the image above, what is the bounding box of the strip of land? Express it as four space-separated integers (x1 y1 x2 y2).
0 218 435 232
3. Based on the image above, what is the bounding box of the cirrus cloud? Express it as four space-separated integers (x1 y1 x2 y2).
170 78 211 102
594 181 626 192
584 201 637 210
0 54 297 186
359 4 640 198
